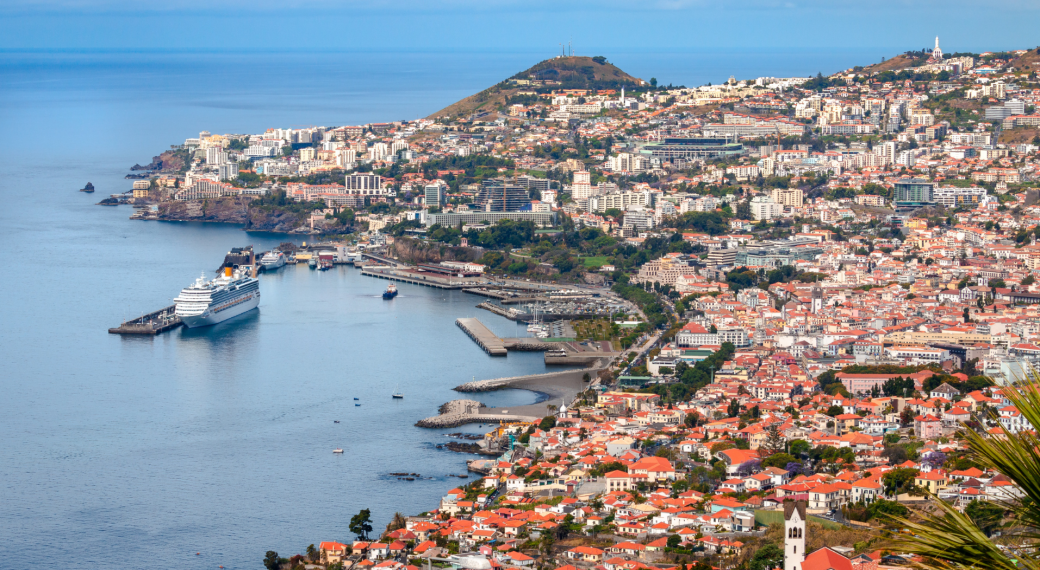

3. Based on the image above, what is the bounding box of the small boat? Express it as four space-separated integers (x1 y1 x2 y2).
383 283 398 299
333 420 340 423
355 403 361 407
354 397 359 400
392 384 403 399
309 257 318 270
333 448 344 454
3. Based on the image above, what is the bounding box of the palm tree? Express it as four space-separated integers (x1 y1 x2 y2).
888 378 1040 570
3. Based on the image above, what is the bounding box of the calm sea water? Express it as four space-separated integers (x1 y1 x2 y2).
0 48 879 569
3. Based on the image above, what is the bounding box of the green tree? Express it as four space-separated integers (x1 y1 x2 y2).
539 416 557 430
882 467 920 494
762 452 796 469
964 499 1005 537
747 544 784 570
867 499 908 519
264 551 281 570
736 200 752 220
667 534 681 548
789 439 811 457
760 424 786 457
350 509 373 540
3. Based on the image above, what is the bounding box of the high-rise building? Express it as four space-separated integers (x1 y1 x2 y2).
771 187 804 208
218 163 239 181
337 149 357 168
476 180 529 212
368 142 389 162
424 182 447 208
345 174 385 196
878 141 898 165
893 178 934 205
896 150 916 168
749 196 781 221
206 147 227 165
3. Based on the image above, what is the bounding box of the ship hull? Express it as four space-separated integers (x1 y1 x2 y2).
382 291 397 300
180 293 260 328
260 259 285 270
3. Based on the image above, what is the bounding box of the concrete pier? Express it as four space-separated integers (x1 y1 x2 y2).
109 305 182 335
456 318 508 356
362 266 482 289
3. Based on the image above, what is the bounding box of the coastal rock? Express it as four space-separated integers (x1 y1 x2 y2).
130 149 187 173
444 441 496 455
391 236 480 265
80 182 95 193
151 196 352 234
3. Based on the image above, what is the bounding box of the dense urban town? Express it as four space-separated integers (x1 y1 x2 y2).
122 41 1040 570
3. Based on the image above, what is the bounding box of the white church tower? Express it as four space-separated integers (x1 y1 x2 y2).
811 285 823 314
784 500 807 570
932 36 943 60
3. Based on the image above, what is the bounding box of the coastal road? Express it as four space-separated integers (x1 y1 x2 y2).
621 330 663 376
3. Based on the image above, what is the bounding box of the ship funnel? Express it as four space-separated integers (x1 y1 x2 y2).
225 266 233 277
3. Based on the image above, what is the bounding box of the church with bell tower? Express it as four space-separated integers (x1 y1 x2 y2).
784 499 807 570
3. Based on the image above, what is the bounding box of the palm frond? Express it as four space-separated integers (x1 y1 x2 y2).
886 371 1040 570
887 496 1031 570
960 376 1040 534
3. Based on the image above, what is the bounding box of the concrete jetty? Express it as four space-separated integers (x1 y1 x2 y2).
456 318 508 356
362 266 465 289
109 305 183 335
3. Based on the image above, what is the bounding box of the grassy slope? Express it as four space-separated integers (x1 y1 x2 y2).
425 56 643 121
861 54 923 74
1000 127 1040 144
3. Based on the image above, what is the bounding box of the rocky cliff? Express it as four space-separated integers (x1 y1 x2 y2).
131 149 188 173
391 236 481 264
155 197 352 234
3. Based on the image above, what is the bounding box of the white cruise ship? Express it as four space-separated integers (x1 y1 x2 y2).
174 267 260 328
259 250 286 270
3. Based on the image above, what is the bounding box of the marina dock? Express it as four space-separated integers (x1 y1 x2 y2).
456 318 508 356
109 306 182 335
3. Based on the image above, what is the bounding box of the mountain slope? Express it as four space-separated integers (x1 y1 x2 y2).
426 56 644 121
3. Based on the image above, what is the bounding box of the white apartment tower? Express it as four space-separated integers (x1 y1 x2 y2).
878 141 898 165
784 500 807 570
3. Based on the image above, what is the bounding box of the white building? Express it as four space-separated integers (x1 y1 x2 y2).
750 196 781 221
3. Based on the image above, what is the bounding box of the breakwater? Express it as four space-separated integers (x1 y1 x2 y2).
415 399 539 428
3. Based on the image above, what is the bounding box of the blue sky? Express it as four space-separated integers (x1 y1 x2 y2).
2 0 1038 53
